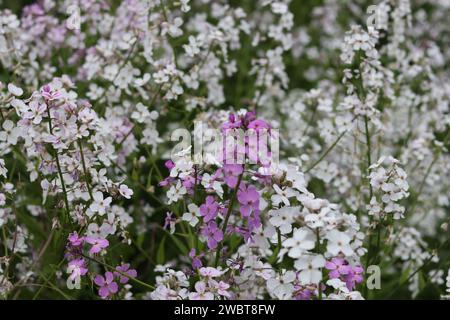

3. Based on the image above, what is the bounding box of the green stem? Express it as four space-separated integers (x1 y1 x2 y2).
305 129 348 173
46 106 70 223
387 238 450 299
269 228 282 265
82 254 155 290
78 140 93 201
214 172 244 267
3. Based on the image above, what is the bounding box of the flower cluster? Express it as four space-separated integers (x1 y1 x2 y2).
0 0 449 301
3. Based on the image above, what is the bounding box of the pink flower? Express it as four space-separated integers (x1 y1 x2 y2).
200 222 223 249
165 160 175 170
221 113 242 130
247 119 271 131
114 263 137 284
293 284 315 300
94 272 118 299
68 232 84 247
221 164 243 188
199 267 222 278
237 184 260 217
85 236 109 254
325 258 363 290
189 249 203 269
344 265 364 290
200 196 219 222
41 84 62 101
163 212 176 234
325 258 351 279
67 258 88 280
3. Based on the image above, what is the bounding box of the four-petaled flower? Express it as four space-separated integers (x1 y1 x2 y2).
114 263 137 284
200 196 219 222
85 236 109 254
94 272 118 299
200 222 223 249
237 184 260 217
89 192 112 216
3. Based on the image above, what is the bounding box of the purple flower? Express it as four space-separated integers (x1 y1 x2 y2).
247 119 271 132
67 258 88 280
293 284 314 300
159 176 175 187
325 258 363 290
237 184 260 217
182 175 196 193
189 249 203 269
222 164 243 188
201 222 223 249
163 212 176 234
165 160 175 170
41 84 62 101
68 232 84 247
221 113 242 130
247 214 261 233
325 258 351 279
344 265 364 290
200 196 219 222
94 272 118 299
114 263 137 284
85 236 109 254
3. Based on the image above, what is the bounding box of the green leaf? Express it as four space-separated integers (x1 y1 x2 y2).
399 266 412 284
168 233 188 255
156 236 166 265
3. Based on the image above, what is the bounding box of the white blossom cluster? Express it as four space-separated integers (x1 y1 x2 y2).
0 0 448 300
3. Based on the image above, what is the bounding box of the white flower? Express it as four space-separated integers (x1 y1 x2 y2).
7 83 23 96
0 120 20 145
269 206 297 234
446 269 450 293
304 210 335 229
285 166 309 193
183 35 201 57
267 270 296 300
87 222 115 238
119 184 133 199
131 103 152 123
282 227 316 258
271 2 288 14
271 184 298 207
89 192 112 216
180 0 191 12
202 173 224 198
167 181 187 204
254 261 273 280
199 267 223 278
294 254 325 285
189 281 214 300
162 17 183 38
182 203 200 227
170 158 193 179
326 278 347 290
326 230 354 256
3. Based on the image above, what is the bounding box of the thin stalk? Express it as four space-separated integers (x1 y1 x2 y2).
82 254 155 290
305 129 348 173
214 172 244 267
46 106 70 222
78 140 93 201
363 116 375 298
387 238 450 299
